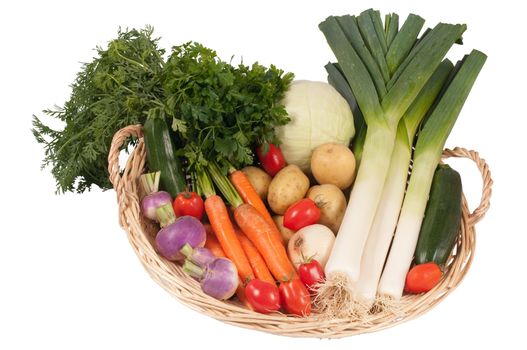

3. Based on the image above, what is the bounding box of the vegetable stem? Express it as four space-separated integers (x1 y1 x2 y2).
378 50 487 299
183 259 204 279
156 203 176 228
208 163 244 208
140 171 161 195
179 243 194 259
325 126 396 284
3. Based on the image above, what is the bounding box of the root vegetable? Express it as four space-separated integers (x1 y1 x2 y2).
272 215 296 244
287 224 335 269
310 143 356 189
241 166 272 200
140 172 172 221
183 257 239 300
267 165 309 215
306 184 347 233
155 205 206 261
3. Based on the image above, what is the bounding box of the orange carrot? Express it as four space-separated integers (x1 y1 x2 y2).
229 170 284 244
204 224 252 308
204 224 226 258
235 227 275 285
205 195 254 283
234 203 297 282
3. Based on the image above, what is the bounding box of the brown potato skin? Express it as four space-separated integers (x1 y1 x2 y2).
267 165 310 215
307 184 346 234
272 215 296 245
311 143 356 190
241 166 271 200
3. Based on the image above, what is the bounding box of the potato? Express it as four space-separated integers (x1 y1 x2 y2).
267 164 310 215
307 184 346 234
241 166 271 200
272 215 296 245
311 143 356 189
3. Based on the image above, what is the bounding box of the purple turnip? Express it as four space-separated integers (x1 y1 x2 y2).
140 172 172 221
180 244 216 267
183 258 239 300
141 191 172 221
155 205 206 261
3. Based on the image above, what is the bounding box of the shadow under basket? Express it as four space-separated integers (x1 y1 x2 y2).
108 124 493 339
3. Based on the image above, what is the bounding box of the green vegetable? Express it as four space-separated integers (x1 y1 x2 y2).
143 117 187 197
32 27 166 193
414 164 463 266
276 80 355 172
320 9 466 286
379 49 487 299
355 60 453 307
160 42 293 175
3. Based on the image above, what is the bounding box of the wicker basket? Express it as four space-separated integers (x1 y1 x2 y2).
108 124 492 339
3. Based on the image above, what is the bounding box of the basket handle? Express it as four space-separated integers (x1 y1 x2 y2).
108 124 144 190
108 124 145 227
442 147 493 226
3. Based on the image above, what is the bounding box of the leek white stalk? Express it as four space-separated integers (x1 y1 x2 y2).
378 50 487 299
355 61 453 306
320 15 465 291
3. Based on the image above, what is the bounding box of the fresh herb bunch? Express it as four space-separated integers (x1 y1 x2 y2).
32 27 166 193
160 42 294 174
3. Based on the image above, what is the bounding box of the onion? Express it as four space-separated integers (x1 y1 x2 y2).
287 224 335 269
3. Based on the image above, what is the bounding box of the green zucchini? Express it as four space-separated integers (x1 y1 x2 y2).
414 164 463 266
143 118 187 197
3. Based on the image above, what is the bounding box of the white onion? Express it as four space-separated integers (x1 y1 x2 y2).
287 224 335 269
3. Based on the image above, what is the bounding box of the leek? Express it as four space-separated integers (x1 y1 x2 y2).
355 60 453 306
378 49 487 299
319 13 465 287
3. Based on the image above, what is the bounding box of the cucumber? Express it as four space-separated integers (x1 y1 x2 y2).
143 118 187 197
414 164 463 266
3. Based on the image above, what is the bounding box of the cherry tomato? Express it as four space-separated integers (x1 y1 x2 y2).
298 259 325 291
245 279 281 314
283 199 320 231
256 143 286 176
404 262 443 294
172 192 204 220
279 278 311 316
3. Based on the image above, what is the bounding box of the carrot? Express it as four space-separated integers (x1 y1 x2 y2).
205 195 255 284
204 224 226 258
234 203 297 282
229 170 283 244
235 227 275 285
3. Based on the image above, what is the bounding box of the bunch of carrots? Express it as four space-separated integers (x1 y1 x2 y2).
198 163 311 316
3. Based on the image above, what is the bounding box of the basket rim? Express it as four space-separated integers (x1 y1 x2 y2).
107 124 492 339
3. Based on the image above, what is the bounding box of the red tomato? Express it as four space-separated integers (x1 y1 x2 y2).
256 143 286 176
283 199 320 231
172 192 204 220
404 262 443 294
279 278 311 316
298 259 325 291
245 279 281 314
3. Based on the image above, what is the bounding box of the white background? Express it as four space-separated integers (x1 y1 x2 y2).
1 0 524 348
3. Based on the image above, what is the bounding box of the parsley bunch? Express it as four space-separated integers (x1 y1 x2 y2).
33 28 293 194
161 42 293 174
